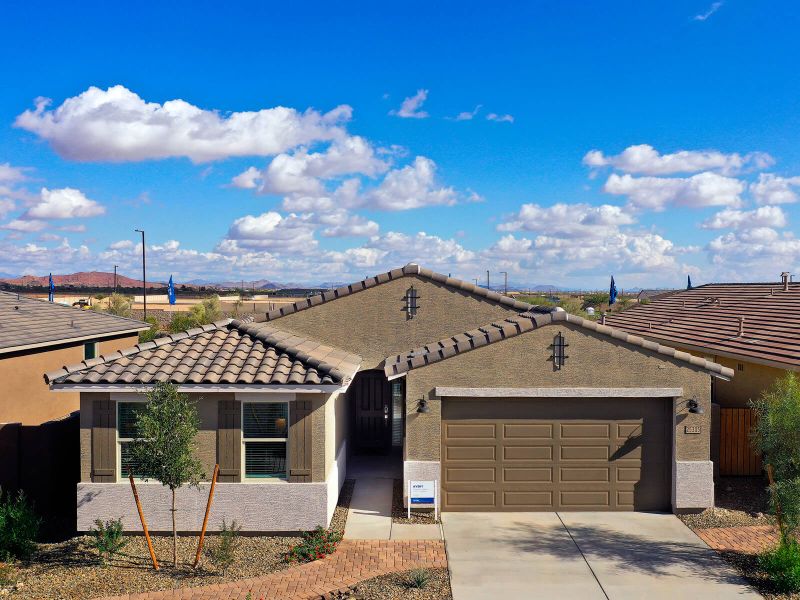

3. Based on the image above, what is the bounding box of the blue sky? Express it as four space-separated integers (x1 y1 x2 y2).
1 0 799 288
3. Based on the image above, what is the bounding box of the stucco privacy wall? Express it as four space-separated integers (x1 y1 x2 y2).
711 356 783 408
1 334 138 426
76 482 330 532
403 321 712 464
272 275 520 369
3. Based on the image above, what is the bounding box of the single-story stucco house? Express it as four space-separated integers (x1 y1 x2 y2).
45 264 733 533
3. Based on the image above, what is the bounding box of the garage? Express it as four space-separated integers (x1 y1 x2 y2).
441 396 672 511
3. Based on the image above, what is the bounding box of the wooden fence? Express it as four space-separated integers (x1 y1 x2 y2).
719 407 762 476
0 412 80 541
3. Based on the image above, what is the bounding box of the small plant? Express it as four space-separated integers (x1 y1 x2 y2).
759 538 800 593
0 490 41 560
285 527 341 563
138 316 160 343
0 562 18 587
406 568 431 589
207 519 241 575
90 518 128 565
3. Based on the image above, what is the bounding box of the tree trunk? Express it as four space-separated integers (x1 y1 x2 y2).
171 487 177 568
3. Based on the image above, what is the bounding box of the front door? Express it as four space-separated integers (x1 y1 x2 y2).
352 370 392 453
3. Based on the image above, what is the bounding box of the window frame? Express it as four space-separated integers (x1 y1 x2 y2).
240 399 290 483
84 341 98 360
115 397 148 483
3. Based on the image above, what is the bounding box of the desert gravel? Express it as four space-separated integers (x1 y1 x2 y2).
336 568 452 600
679 476 775 530
391 479 440 525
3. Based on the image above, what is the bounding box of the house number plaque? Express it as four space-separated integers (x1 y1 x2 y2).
684 425 702 434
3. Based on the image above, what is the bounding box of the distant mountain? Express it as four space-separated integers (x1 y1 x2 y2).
0 271 166 289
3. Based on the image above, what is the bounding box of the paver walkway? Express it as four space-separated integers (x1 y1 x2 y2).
101 540 446 600
696 525 780 554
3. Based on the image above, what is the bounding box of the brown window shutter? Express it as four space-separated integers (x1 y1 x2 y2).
217 399 241 482
289 399 313 482
92 399 116 482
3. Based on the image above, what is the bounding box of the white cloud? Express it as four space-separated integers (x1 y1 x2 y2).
451 105 481 121
109 239 134 250
486 113 514 123
694 1 724 21
701 206 787 230
603 172 745 210
1 219 46 232
232 136 387 196
707 228 800 279
364 156 457 210
224 211 317 253
583 144 772 176
23 187 105 220
15 85 351 163
0 199 15 219
750 173 800 205
498 203 635 237
317 211 379 238
0 163 30 183
390 89 429 119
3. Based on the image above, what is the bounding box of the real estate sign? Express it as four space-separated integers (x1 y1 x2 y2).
408 479 438 519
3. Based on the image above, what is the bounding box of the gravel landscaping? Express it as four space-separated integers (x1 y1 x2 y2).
391 479 440 524
336 567 452 600
679 476 775 530
0 479 357 599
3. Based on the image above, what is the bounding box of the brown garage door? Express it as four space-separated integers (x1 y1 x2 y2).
441 397 671 511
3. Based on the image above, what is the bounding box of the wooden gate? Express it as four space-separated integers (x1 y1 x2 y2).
719 408 762 476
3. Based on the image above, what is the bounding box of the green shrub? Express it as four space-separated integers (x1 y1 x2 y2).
90 518 127 565
406 568 431 589
138 316 160 343
207 519 241 574
0 490 40 560
583 292 609 308
285 527 341 563
168 311 199 333
759 539 800 592
189 296 222 325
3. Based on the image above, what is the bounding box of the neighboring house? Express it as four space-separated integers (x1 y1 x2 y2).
636 289 677 302
0 291 149 425
605 274 799 475
45 264 732 533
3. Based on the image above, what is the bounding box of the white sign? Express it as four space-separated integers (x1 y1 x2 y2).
408 479 439 520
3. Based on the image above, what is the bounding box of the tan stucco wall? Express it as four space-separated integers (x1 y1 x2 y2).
712 356 783 408
1 334 139 426
273 275 520 369
404 322 712 463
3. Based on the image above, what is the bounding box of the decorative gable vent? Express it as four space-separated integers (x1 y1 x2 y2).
405 285 420 319
551 331 569 370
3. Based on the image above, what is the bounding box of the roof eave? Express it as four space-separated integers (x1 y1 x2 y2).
0 326 150 356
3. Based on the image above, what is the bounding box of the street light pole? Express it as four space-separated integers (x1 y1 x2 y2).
134 229 147 320
113 265 118 293
500 271 508 295
486 270 490 290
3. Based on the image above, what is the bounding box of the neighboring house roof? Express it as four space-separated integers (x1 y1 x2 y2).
636 289 677 301
384 308 734 380
605 282 800 371
45 319 362 387
0 291 149 355
257 263 534 323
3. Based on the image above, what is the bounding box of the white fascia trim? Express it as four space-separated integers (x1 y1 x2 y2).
50 383 347 394
0 327 148 355
434 386 684 398
386 371 407 382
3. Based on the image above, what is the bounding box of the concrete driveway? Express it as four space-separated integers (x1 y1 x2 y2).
442 512 762 599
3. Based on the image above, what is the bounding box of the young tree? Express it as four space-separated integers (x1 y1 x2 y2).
751 373 800 541
130 382 205 567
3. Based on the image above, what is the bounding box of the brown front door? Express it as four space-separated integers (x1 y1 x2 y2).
441 397 671 511
352 370 392 453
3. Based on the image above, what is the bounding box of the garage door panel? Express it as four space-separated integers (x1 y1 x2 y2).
504 446 553 460
441 397 671 512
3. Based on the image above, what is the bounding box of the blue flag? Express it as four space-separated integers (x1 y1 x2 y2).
167 274 176 305
609 276 618 305
48 273 54 302
687 275 693 290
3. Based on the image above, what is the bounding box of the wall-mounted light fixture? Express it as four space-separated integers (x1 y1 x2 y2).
406 285 420 319
551 332 569 370
417 398 430 413
687 397 704 415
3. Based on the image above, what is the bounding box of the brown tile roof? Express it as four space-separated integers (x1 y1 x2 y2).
384 308 733 379
605 282 800 370
0 291 149 354
255 263 533 323
45 319 362 387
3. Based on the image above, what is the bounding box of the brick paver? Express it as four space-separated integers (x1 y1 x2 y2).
696 525 780 554
101 540 446 600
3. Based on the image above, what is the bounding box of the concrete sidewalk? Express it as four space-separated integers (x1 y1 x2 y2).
443 512 762 600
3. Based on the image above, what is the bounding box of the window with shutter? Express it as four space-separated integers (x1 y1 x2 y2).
241 402 288 479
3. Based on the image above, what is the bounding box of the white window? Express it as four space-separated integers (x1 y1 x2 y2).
117 400 146 479
242 402 288 480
